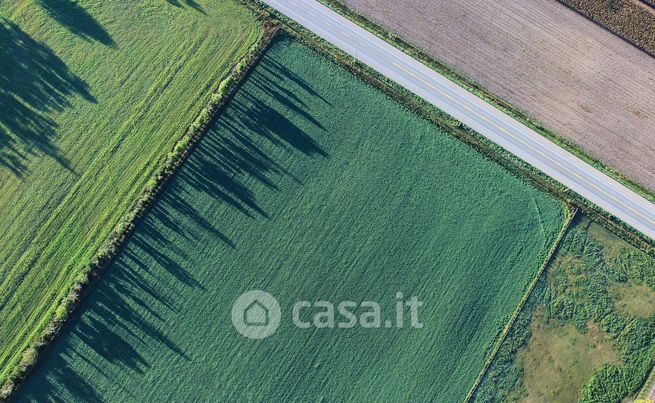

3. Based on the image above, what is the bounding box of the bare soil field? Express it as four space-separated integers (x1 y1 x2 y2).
343 0 655 193
558 0 655 56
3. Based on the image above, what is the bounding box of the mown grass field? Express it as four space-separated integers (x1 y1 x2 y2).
16 38 565 402
0 0 260 384
475 215 655 402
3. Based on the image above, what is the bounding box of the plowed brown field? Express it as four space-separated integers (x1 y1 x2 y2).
343 0 655 193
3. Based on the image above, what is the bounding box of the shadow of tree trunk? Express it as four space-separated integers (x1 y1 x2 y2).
36 0 115 46
0 19 95 176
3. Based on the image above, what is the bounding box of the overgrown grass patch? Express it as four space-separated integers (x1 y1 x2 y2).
518 308 620 402
612 283 655 319
475 214 655 402
16 38 565 402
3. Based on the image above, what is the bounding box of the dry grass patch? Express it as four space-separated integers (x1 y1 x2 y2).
612 283 655 319
518 308 621 402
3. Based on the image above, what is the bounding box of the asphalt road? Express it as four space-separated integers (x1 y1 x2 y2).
263 0 655 241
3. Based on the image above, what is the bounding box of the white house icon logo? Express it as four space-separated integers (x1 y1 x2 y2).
244 300 269 327
232 290 281 339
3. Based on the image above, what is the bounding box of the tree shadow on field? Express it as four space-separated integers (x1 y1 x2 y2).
0 19 95 177
164 0 206 14
37 0 115 46
17 235 194 402
16 45 332 401
176 55 329 227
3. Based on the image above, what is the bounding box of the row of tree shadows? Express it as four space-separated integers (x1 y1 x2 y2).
18 50 332 400
0 0 204 177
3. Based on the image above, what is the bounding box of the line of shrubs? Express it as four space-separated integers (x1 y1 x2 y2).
0 20 279 401
558 0 655 56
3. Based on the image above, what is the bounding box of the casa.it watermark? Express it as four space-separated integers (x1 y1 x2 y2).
231 290 423 340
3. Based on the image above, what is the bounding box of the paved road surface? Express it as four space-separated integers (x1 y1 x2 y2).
263 0 655 241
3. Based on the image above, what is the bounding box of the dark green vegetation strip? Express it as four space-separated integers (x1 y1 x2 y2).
0 0 260 392
557 0 655 57
310 0 655 254
474 214 655 402
16 38 565 402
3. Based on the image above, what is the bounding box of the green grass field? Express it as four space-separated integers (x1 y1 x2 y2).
0 0 260 383
16 38 565 401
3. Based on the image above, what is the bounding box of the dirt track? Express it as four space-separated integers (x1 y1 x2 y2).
343 0 655 193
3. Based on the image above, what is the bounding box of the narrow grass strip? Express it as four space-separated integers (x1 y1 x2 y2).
637 363 655 400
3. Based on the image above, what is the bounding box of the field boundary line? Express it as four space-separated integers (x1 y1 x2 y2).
0 22 278 402
637 361 655 399
463 205 578 403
